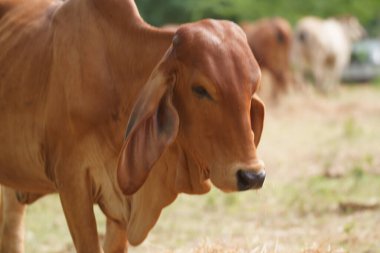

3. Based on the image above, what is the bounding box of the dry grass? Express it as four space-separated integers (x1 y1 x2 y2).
24 81 380 253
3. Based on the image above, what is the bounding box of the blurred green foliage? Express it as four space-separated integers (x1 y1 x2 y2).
136 0 380 36
281 168 380 215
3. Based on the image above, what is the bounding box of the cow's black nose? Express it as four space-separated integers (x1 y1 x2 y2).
236 169 266 191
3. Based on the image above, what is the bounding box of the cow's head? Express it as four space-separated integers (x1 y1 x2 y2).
117 19 265 195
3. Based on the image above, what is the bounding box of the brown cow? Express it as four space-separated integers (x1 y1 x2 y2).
241 17 293 100
0 0 265 252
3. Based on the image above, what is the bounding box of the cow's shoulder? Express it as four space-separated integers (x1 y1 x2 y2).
0 0 61 112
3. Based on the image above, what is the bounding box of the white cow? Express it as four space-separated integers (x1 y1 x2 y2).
292 16 366 93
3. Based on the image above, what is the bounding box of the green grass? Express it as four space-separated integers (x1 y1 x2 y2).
342 117 363 139
371 77 380 87
280 168 380 215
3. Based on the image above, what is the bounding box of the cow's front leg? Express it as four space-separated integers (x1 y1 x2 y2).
57 168 103 253
103 218 128 253
0 186 26 253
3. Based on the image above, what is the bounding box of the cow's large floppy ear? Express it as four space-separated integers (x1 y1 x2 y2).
117 51 179 195
250 94 265 146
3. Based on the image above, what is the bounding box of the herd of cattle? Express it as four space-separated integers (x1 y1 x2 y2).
0 0 368 252
242 15 366 98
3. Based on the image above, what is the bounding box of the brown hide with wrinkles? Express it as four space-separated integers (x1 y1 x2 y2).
0 0 265 252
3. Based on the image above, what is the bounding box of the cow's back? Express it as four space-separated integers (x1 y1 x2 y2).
0 0 61 192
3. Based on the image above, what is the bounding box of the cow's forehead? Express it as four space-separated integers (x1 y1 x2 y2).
173 19 261 96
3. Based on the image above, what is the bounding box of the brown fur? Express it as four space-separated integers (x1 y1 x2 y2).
0 0 265 252
0 0 23 19
241 17 293 100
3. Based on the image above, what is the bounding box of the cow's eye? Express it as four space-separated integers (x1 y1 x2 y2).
192 85 212 100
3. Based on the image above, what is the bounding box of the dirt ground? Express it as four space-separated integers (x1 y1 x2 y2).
24 80 380 253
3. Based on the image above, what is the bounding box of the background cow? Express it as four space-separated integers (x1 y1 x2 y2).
0 0 265 252
241 17 293 101
292 16 366 93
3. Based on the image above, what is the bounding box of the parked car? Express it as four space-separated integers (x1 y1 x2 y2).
342 38 380 83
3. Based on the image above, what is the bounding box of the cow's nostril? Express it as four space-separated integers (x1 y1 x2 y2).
236 169 266 191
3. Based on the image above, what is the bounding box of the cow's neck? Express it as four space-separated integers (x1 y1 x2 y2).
54 0 175 145
126 144 179 245
126 141 211 245
92 0 144 27
91 0 174 84
60 0 178 229
59 0 174 107
88 0 175 121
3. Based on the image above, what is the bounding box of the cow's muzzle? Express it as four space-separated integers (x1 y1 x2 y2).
236 169 266 191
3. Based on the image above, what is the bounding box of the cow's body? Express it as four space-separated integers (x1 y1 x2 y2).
0 0 265 252
1 0 56 192
0 0 175 251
